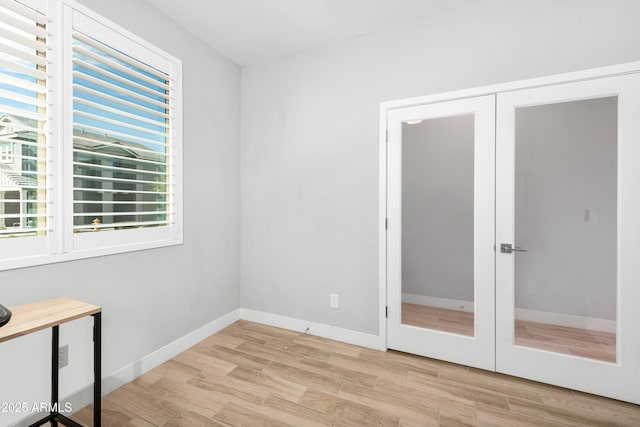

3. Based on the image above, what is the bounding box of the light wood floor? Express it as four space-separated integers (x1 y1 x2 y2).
402 304 475 337
402 303 616 363
72 320 640 426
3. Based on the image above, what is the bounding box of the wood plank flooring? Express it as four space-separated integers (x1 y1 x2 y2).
515 319 616 363
71 320 640 426
402 303 616 363
402 304 475 337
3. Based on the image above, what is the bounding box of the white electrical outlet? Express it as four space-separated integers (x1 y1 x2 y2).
330 293 339 309
58 344 69 369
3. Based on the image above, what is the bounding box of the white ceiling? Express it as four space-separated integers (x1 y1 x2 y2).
146 0 464 66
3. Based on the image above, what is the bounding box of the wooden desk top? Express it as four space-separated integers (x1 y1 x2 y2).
0 297 101 343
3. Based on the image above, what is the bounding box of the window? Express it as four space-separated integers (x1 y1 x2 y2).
66 6 182 253
0 0 182 270
0 142 14 163
0 0 49 255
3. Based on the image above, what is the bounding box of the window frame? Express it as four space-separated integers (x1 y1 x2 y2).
0 0 183 271
0 142 14 163
62 1 183 256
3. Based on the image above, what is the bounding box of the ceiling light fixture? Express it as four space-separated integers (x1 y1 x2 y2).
405 119 423 125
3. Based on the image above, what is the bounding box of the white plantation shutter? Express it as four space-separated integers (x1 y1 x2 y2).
68 8 182 252
0 0 50 259
0 0 183 270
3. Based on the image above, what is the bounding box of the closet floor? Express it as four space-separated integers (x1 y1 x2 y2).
402 303 616 363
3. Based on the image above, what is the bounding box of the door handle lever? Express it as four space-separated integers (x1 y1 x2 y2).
500 243 527 254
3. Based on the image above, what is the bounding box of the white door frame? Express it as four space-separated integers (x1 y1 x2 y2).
495 72 640 403
385 95 496 370
379 60 640 402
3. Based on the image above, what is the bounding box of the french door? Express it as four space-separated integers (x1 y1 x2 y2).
386 95 496 371
386 70 640 403
495 73 640 403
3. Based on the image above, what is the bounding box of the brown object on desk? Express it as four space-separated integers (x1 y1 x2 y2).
0 297 102 427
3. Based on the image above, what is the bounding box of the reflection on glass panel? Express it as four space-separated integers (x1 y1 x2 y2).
514 97 617 362
401 114 475 336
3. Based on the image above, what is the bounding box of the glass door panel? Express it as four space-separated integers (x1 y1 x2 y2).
513 97 617 362
387 95 495 371
401 115 475 337
496 72 640 404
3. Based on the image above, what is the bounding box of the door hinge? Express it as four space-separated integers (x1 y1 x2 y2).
385 218 388 229
385 131 388 143
385 306 388 318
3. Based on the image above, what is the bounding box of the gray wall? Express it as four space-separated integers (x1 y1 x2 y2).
401 116 474 302
241 0 640 335
515 98 617 320
0 0 240 424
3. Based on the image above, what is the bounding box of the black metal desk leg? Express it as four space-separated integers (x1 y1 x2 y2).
93 313 101 427
51 325 59 427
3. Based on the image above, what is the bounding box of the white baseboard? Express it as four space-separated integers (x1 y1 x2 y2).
10 308 241 427
402 293 474 313
515 308 616 333
240 308 386 351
